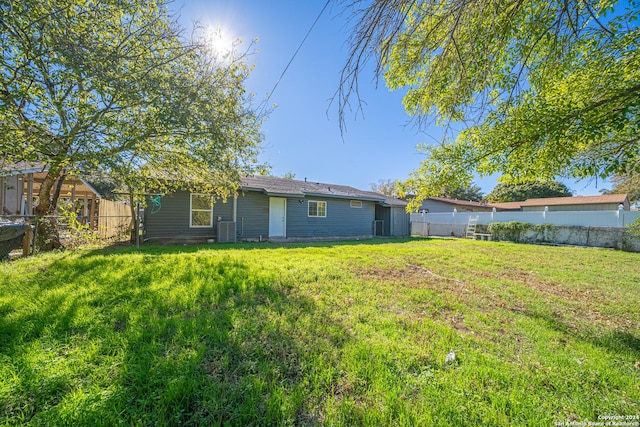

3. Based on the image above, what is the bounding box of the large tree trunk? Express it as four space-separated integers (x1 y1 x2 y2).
35 169 63 250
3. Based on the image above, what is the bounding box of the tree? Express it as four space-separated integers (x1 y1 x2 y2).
338 0 640 210
600 174 640 206
487 181 573 203
439 184 484 202
282 171 296 180
371 179 399 197
1 0 264 248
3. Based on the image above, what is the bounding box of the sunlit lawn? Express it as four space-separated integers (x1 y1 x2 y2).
1 238 638 426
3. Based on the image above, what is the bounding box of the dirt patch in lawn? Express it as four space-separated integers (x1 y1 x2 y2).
354 262 637 334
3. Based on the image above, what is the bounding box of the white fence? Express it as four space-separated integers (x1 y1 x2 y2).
411 209 640 237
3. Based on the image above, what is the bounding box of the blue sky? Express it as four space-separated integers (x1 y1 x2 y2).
173 0 606 197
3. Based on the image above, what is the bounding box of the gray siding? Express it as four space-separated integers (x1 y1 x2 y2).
145 190 384 241
418 200 457 213
214 198 234 221
375 204 390 236
286 197 375 237
236 191 269 239
374 205 410 237
389 207 410 237
144 191 232 241
418 199 492 213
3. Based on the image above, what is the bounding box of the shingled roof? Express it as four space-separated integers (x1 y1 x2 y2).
424 196 491 209
0 161 46 176
241 176 407 207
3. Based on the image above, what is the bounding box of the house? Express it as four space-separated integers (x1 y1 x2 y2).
416 194 631 213
416 197 493 213
489 201 525 211
1 161 102 218
519 194 630 211
143 176 410 242
490 194 630 212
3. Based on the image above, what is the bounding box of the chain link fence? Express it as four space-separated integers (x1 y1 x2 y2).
0 223 32 260
1 212 132 259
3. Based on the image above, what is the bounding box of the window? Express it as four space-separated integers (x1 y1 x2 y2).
350 200 362 208
308 200 327 217
190 193 213 227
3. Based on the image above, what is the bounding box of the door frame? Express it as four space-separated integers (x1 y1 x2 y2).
268 197 287 237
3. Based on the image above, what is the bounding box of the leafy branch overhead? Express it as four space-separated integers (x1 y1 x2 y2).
0 0 265 248
339 0 640 207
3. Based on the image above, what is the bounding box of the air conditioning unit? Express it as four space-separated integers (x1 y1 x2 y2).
217 221 236 243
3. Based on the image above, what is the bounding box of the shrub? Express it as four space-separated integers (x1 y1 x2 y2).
487 221 531 242
627 217 640 237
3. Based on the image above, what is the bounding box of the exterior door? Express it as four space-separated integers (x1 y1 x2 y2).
269 197 286 237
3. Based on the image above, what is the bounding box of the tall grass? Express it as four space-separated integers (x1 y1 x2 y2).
1 239 638 426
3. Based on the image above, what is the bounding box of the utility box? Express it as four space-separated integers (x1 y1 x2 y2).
217 221 236 243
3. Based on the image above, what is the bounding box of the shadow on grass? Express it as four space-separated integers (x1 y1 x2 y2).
77 237 429 257
0 253 348 425
516 306 640 358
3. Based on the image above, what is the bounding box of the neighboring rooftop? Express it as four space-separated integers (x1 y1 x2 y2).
490 201 523 211
420 194 630 211
0 161 46 176
0 161 101 199
423 196 490 209
519 194 629 207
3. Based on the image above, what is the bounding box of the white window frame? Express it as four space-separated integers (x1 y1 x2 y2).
350 200 363 208
190 193 213 228
308 200 327 218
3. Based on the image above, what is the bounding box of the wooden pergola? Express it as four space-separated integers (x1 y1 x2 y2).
1 162 102 228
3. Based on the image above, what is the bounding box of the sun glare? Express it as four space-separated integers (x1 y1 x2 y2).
206 25 235 57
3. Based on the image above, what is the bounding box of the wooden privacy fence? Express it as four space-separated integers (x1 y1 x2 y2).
98 200 132 239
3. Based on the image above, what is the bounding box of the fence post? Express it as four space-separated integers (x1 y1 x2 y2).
22 227 32 257
135 202 142 249
617 204 623 227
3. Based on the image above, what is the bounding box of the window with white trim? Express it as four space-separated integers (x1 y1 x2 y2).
308 200 327 217
350 200 362 208
190 193 213 227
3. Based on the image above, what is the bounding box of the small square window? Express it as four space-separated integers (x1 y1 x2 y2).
308 200 327 217
350 200 362 208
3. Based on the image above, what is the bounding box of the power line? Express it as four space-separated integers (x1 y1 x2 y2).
258 0 331 116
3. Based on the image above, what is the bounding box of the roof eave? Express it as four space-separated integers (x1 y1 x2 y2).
303 192 382 202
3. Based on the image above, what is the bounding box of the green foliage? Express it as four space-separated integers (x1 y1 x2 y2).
0 0 265 236
1 240 638 425
628 216 640 237
487 221 531 241
487 221 561 242
341 0 640 205
439 183 484 201
487 181 573 202
282 171 296 180
601 174 640 207
371 179 400 197
57 201 103 249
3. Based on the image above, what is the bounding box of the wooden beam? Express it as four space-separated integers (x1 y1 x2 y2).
83 197 88 219
90 198 96 230
22 227 32 257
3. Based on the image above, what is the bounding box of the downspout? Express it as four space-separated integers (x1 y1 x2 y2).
233 195 238 241
233 194 237 223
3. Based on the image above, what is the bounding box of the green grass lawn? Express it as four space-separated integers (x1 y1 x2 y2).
1 238 639 426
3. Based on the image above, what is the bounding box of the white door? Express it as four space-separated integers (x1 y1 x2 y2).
269 197 286 237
